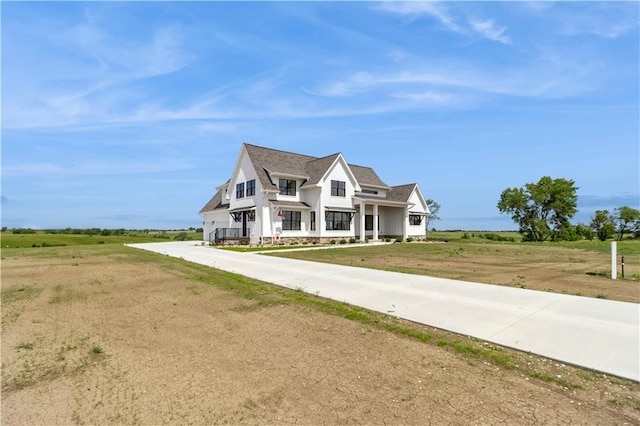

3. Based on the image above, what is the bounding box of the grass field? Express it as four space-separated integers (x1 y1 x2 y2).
1 243 639 424
0 230 201 248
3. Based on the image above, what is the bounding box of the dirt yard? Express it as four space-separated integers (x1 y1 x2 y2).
275 242 640 303
2 245 639 424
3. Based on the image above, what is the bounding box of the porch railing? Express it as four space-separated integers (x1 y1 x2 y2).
214 228 248 243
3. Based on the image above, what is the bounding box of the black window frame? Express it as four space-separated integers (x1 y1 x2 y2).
331 180 346 197
235 182 245 199
365 215 374 231
310 211 316 231
246 179 256 197
409 214 423 226
326 211 351 231
279 179 297 196
282 210 301 231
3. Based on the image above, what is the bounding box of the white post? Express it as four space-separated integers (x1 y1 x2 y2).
611 241 617 280
359 201 366 242
373 204 379 241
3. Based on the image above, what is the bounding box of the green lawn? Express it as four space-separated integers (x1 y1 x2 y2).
0 231 202 249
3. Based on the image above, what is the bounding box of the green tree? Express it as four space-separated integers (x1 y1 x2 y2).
497 176 578 242
575 223 594 241
424 199 440 236
614 206 640 241
589 210 616 241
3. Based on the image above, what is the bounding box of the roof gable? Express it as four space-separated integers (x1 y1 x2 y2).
387 183 428 212
387 183 417 203
316 153 361 190
244 143 315 191
302 153 340 186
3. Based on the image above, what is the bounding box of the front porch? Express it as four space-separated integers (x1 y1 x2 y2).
353 197 425 242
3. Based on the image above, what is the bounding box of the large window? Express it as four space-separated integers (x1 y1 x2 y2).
282 211 301 231
331 180 346 197
279 179 296 196
235 182 244 199
246 179 256 196
365 215 373 231
409 214 423 226
326 211 351 230
310 211 316 231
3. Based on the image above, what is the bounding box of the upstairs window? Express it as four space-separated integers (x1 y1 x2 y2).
235 182 245 199
362 189 378 195
279 179 296 196
331 180 346 197
246 179 256 196
282 211 301 231
409 214 423 226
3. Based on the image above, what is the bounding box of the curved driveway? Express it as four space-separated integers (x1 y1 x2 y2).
127 241 639 381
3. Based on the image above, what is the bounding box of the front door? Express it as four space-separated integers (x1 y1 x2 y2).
242 211 248 237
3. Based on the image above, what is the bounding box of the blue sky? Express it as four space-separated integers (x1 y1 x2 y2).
2 1 638 231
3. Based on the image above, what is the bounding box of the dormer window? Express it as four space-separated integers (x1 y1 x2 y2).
279 179 296 196
331 180 346 197
236 183 244 199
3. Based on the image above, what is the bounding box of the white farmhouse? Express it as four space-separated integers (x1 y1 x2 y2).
199 143 429 244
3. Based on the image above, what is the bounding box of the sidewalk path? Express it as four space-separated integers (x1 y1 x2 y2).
127 241 639 381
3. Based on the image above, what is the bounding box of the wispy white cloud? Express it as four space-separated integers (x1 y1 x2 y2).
377 2 464 33
377 1 513 45
389 90 454 104
555 3 638 39
3 158 195 178
469 20 511 45
307 53 600 102
3 6 193 130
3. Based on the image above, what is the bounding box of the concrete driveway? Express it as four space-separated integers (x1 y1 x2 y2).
127 241 639 381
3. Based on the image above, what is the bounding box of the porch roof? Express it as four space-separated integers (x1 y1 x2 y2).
353 195 411 207
269 200 312 210
228 205 256 213
325 206 357 213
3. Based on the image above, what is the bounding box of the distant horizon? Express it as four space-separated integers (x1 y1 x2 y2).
2 2 638 230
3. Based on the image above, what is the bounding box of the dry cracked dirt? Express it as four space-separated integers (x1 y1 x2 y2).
2 246 639 425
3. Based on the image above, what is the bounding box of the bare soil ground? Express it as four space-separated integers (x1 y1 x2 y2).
2 245 639 425
275 242 640 303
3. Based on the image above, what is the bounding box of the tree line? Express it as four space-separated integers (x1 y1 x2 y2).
497 176 640 242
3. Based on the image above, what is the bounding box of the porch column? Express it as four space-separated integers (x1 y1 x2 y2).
359 201 366 242
373 204 379 241
403 207 409 241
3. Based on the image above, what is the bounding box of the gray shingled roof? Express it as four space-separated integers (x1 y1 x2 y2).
199 188 229 213
386 183 417 203
243 143 390 190
244 144 315 191
302 153 340 186
349 164 390 189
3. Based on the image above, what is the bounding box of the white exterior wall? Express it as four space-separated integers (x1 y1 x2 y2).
301 188 322 237
407 188 427 238
202 210 231 242
380 207 404 236
319 160 357 238
228 149 264 243
229 151 260 213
